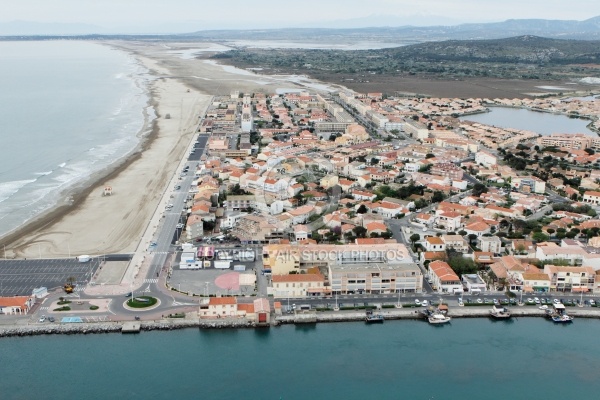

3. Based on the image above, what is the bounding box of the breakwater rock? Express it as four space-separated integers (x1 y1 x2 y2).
0 323 122 338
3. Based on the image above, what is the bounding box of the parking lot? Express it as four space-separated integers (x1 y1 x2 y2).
0 258 100 296
169 261 258 297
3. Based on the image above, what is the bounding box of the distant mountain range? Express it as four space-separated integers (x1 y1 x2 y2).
183 16 600 41
2 16 600 41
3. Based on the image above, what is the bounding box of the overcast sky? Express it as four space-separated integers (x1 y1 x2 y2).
2 0 600 32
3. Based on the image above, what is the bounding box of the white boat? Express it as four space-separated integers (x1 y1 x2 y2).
489 305 511 319
428 312 451 325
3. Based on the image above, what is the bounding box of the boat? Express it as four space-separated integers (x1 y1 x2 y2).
365 309 384 323
489 305 511 319
546 303 573 323
428 311 451 325
551 314 574 323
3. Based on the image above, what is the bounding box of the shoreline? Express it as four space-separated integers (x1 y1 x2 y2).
1 43 210 259
2 307 599 338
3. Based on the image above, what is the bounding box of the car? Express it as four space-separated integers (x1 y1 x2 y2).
174 185 181 190
534 297 540 304
414 299 421 306
150 241 157 246
539 305 548 310
526 298 533 303
38 315 46 323
426 278 433 284
48 316 55 323
484 298 492 304
590 299 596 306
421 300 429 307
493 299 500 306
458 299 464 306
477 298 483 304
125 292 132 297
176 223 184 229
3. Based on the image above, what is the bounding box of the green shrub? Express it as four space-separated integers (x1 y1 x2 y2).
126 296 158 308
89 305 99 310
53 306 71 312
57 300 71 305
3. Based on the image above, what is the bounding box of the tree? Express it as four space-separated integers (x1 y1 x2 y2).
353 226 367 238
532 232 549 242
357 204 368 214
448 254 478 275
409 233 420 245
370 157 379 166
458 230 467 236
472 183 488 197
467 234 478 245
431 191 444 203
425 153 435 159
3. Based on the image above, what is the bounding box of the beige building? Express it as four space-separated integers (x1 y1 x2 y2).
262 242 413 275
329 263 423 294
271 274 327 298
199 297 237 318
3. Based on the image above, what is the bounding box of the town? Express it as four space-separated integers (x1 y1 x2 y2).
4 88 600 329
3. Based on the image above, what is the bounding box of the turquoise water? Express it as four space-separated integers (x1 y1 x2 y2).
1 319 599 399
0 41 153 239
462 106 596 136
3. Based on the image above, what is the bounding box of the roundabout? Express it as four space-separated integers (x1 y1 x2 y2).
123 296 161 312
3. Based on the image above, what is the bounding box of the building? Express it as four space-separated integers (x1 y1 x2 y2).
428 260 463 294
475 151 497 167
521 273 552 293
461 274 487 294
583 191 600 205
478 236 502 254
430 163 464 181
329 263 423 294
0 296 35 315
424 236 446 252
544 265 595 292
441 235 470 253
271 274 326 298
199 297 237 318
263 242 413 275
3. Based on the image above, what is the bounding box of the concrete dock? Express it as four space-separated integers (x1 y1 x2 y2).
121 322 141 333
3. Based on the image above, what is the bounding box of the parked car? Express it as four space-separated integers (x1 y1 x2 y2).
38 315 46 323
48 316 55 323
477 298 483 304
534 297 540 304
493 299 500 306
421 300 429 307
553 299 561 304
414 299 421 306
590 299 596 306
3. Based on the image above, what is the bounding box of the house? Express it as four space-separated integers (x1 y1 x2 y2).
424 236 446 252
509 240 536 258
478 236 502 254
271 274 326 298
294 225 310 242
441 235 470 253
583 190 600 205
521 273 552 293
0 296 35 315
461 274 487 294
464 221 491 237
436 211 462 232
428 260 463 294
199 297 238 318
366 221 388 235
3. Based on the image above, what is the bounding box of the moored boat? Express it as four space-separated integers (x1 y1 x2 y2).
490 305 511 319
428 312 451 325
365 309 384 323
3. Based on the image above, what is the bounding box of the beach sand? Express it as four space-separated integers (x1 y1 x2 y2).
3 41 333 260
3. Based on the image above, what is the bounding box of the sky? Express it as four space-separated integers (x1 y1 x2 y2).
1 0 600 33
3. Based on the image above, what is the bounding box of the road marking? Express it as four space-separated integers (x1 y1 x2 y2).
144 278 158 283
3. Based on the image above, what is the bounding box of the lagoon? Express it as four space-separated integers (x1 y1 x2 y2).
462 106 596 136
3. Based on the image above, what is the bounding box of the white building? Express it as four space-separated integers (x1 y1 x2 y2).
461 274 487 294
478 236 502 254
475 151 497 167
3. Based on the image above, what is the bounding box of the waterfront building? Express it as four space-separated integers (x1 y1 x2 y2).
428 260 463 294
0 296 35 315
461 274 487 294
271 274 326 298
329 263 422 294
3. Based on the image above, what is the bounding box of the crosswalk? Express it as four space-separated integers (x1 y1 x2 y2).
173 301 197 306
151 251 169 255
74 286 86 292
144 278 158 283
39 306 49 311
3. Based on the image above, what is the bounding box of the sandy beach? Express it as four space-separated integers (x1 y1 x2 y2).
3 41 336 260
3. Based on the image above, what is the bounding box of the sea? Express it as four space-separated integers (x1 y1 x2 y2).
1 319 599 399
0 41 154 240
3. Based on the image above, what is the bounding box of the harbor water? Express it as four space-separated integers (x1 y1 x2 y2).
1 318 599 399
